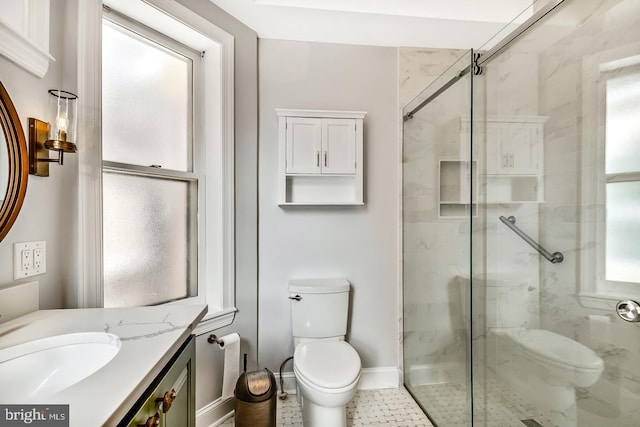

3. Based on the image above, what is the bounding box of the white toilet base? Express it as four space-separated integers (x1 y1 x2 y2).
302 398 347 427
495 335 580 426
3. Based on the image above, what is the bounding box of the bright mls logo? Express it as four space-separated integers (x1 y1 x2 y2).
0 405 69 426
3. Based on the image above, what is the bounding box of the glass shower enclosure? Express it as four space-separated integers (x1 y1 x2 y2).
402 0 640 426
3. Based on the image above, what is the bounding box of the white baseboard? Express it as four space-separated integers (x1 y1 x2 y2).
359 367 399 390
407 362 465 386
275 367 400 394
196 397 235 427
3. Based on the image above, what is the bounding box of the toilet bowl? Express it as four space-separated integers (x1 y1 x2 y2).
494 328 604 426
456 275 604 426
294 341 361 426
500 328 604 387
288 279 361 427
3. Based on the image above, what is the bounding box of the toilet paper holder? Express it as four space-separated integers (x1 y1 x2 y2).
207 334 225 347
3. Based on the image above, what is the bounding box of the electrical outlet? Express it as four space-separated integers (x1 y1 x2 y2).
21 250 32 270
33 248 43 269
13 241 46 280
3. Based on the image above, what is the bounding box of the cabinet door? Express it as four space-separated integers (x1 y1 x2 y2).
285 117 322 174
321 118 356 175
123 337 195 427
486 122 541 175
505 123 540 174
485 123 507 174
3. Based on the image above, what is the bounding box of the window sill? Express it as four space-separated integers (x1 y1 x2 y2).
193 307 237 336
578 292 632 311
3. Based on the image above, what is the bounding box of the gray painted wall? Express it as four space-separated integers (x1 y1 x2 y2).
257 39 399 372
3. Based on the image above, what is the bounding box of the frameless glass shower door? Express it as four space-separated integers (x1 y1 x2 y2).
402 51 475 426
403 1 640 426
473 0 640 425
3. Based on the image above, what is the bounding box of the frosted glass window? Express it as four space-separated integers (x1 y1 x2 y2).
605 73 640 174
102 21 192 172
606 181 640 283
103 172 196 307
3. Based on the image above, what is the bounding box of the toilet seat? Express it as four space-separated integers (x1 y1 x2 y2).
502 329 604 372
294 341 361 390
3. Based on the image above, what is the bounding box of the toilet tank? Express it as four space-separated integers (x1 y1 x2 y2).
289 279 350 341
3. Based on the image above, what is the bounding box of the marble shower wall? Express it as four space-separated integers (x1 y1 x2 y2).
400 48 470 386
536 0 640 421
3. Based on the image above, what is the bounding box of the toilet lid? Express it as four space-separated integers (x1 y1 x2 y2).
294 341 361 389
503 329 603 371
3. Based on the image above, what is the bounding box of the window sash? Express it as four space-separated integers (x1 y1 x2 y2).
102 11 201 173
596 66 640 292
101 9 203 307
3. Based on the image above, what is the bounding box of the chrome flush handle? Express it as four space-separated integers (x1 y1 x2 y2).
616 300 640 323
288 295 302 301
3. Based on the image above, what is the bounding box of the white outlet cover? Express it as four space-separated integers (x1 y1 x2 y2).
13 241 46 280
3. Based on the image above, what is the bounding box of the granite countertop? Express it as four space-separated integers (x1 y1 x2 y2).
0 304 207 426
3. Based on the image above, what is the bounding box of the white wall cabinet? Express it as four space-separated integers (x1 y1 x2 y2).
277 109 366 205
439 116 547 217
484 116 546 203
0 0 54 78
486 120 542 175
285 117 357 175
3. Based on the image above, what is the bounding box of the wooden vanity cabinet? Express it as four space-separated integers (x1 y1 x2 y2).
119 336 195 427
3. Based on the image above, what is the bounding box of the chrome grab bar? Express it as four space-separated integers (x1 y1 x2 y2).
499 216 564 264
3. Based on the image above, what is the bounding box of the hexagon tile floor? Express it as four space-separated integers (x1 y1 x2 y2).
219 387 433 427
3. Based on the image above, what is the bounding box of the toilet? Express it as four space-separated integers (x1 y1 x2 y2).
456 275 604 426
289 279 361 427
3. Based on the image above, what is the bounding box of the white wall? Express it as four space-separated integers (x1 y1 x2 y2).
0 0 78 309
257 39 399 373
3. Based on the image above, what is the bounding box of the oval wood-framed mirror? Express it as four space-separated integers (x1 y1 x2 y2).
0 81 29 242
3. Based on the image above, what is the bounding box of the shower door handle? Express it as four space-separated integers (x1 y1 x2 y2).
616 300 640 322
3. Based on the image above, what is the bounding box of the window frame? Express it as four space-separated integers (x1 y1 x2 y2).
579 43 640 309
101 10 201 307
77 0 236 330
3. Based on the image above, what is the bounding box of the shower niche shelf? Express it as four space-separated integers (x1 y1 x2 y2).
438 159 477 218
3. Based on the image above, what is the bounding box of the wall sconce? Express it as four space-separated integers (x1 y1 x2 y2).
29 89 78 177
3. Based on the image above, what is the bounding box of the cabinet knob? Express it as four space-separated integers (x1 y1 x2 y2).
139 412 160 427
156 388 177 413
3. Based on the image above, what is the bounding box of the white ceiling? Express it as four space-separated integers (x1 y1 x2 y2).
208 0 539 48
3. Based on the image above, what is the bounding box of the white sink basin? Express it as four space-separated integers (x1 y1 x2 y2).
0 332 121 401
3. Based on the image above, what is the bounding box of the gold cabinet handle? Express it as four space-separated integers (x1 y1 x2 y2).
156 388 177 413
139 412 160 427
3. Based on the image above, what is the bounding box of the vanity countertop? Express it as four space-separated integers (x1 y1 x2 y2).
0 304 207 426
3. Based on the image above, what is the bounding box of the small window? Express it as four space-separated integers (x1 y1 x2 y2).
101 12 202 307
579 48 640 308
603 70 640 286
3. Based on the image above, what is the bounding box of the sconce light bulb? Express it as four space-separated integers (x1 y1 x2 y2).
55 112 69 141
56 112 68 132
